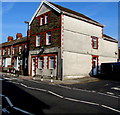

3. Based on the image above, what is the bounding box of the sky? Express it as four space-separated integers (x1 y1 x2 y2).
1 1 119 45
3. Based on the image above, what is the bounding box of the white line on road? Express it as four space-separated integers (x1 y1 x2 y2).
106 92 114 95
97 92 119 99
111 87 120 91
8 81 120 113
48 91 63 98
0 94 34 115
101 105 120 113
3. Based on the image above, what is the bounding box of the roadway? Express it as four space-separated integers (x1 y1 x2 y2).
1 75 120 114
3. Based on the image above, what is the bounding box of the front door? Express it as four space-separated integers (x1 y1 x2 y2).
92 56 98 76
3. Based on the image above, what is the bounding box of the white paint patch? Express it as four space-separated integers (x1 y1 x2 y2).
102 105 120 113
106 92 114 95
111 87 120 91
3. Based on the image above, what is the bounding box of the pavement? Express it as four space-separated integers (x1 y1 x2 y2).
0 72 100 85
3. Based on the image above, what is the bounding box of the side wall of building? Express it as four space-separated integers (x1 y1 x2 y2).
62 15 118 79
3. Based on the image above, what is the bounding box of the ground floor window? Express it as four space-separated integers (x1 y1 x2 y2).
2 58 6 67
38 57 44 69
49 56 55 69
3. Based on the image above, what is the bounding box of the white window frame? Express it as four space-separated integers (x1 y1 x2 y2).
19 45 22 52
38 57 43 69
40 16 44 25
2 58 6 67
46 32 51 45
49 56 54 69
93 37 98 49
8 48 10 55
0 50 1 56
12 47 15 55
36 35 40 47
45 14 48 24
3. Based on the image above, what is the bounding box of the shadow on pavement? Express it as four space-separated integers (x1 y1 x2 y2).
93 74 120 81
2 80 50 115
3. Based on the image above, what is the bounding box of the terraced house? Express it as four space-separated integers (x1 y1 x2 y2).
1 0 118 80
0 33 29 76
28 0 118 80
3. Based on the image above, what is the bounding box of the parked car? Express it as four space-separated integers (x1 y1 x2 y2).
100 62 120 79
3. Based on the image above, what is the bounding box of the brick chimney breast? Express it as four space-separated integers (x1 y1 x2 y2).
16 33 22 39
8 36 13 42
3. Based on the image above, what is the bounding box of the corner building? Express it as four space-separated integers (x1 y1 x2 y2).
28 0 118 80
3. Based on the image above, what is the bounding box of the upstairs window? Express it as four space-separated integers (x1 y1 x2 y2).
40 16 44 26
0 49 1 56
12 47 15 55
8 48 11 55
45 14 48 24
36 35 40 47
38 57 44 69
3 49 6 55
46 32 51 45
39 12 50 26
92 36 98 49
19 45 22 52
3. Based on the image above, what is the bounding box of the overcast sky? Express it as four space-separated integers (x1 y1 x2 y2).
1 1 118 44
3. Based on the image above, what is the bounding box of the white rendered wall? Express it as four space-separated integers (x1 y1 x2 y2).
62 15 118 79
63 51 92 79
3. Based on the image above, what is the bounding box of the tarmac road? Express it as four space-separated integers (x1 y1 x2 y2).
1 75 120 114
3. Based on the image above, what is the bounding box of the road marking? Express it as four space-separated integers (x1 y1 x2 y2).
101 105 120 113
28 78 120 99
13 106 34 115
6 81 120 113
5 96 14 107
20 83 27 88
48 91 63 98
57 84 120 99
0 94 34 115
106 92 114 95
97 92 119 99
111 87 120 91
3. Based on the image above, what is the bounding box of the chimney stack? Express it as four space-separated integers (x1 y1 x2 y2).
16 33 22 39
8 36 13 42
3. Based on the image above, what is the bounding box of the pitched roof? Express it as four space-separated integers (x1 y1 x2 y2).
50 2 104 27
29 0 104 27
1 37 27 47
103 34 118 43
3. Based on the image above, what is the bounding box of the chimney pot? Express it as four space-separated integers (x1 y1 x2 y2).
16 33 22 39
8 36 13 42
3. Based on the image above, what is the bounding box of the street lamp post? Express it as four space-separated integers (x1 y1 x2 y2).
24 21 29 76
